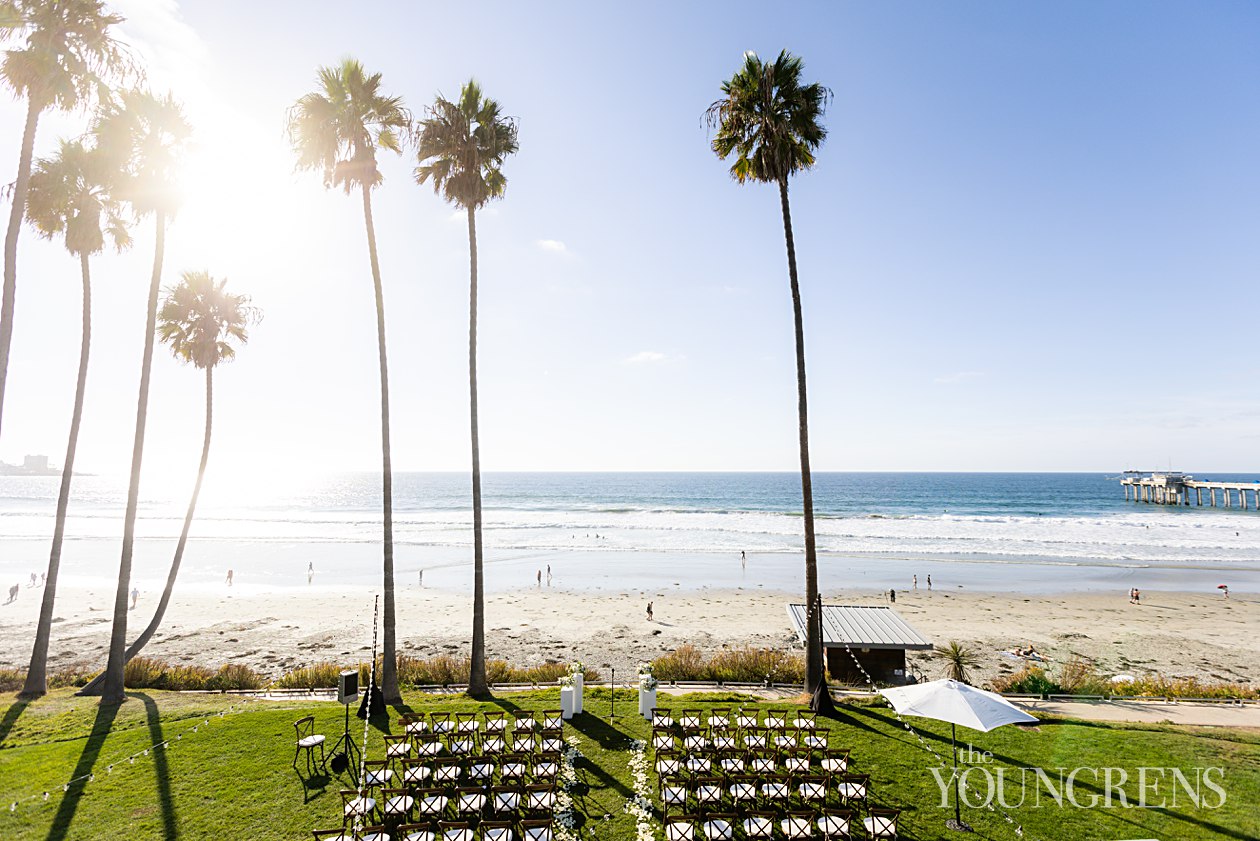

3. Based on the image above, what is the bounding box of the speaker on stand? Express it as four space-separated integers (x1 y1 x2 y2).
328 670 361 777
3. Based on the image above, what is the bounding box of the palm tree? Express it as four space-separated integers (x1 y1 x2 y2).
18 138 129 698
286 58 409 705
0 0 134 444
76 271 256 697
414 80 517 697
932 640 980 685
707 51 833 711
85 89 192 704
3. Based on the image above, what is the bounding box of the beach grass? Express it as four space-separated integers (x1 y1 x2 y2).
0 688 1255 840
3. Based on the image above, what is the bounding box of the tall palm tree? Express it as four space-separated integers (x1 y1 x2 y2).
414 79 518 697
286 58 409 705
18 137 129 699
76 271 256 697
0 0 133 444
707 51 833 711
85 89 191 704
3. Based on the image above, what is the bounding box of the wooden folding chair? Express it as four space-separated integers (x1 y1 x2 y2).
455 784 486 815
466 756 495 784
664 814 695 841
661 776 689 814
532 751 560 782
784 747 812 775
728 774 758 807
403 714 428 736
817 807 854 840
679 709 703 730
651 707 675 728
693 776 724 811
381 786 416 821
455 712 479 735
482 819 515 841
490 784 522 816
363 758 394 789
734 709 758 730
764 710 787 731
540 709 563 730
512 711 537 736
741 811 774 841
500 753 529 784
414 787 449 820
483 711 507 735
438 820 473 841
820 749 849 776
780 811 813 841
293 716 326 775
538 728 564 754
707 708 730 729
396 822 439 841
836 774 869 809
700 812 735 841
429 712 454 735
863 807 900 839
339 788 378 826
521 816 553 841
433 756 463 788
797 774 827 807
525 780 557 813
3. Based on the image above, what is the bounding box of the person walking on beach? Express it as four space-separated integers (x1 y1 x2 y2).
926 574 932 591
5 583 17 604
130 586 139 609
225 568 234 587
1133 588 1140 605
889 588 896 604
913 574 918 590
537 569 542 587
307 561 314 585
418 568 424 587
547 564 552 585
646 601 654 622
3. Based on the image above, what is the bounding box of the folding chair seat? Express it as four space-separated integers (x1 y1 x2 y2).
759 775 790 806
748 753 776 775
490 785 522 815
700 812 735 841
428 712 453 735
482 819 515 841
710 729 738 751
382 787 416 821
797 774 827 806
728 774 757 806
784 748 811 774
433 757 463 787
539 729 564 754
794 711 817 730
532 752 560 781
804 731 828 749
683 732 709 753
364 759 394 789
741 812 774 841
679 709 703 730
482 733 506 755
664 815 694 841
661 777 688 812
467 758 495 783
293 716 326 774
774 727 799 750
521 817 553 841
780 811 813 841
455 712 479 735
396 822 439 841
513 712 537 736
540 709 564 730
694 776 723 809
819 750 849 775
707 708 730 729
500 753 528 784
358 826 390 841
764 711 787 731
735 709 758 730
455 785 486 815
403 715 428 736
448 735 476 756
439 820 473 841
483 712 507 735
684 755 711 774
717 750 744 774
863 807 899 839
655 749 682 782
340 789 378 824
525 781 557 813
743 727 768 750
817 808 854 840
415 787 450 819
651 708 675 728
403 758 434 787
416 733 444 758
836 774 869 807
652 727 676 751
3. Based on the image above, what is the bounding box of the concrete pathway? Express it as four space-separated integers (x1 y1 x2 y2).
1015 698 1260 728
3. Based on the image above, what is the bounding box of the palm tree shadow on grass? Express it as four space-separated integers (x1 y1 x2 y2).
44 699 121 841
136 693 178 840
0 698 30 748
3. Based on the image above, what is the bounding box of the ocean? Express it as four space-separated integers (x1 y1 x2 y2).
2 472 1259 593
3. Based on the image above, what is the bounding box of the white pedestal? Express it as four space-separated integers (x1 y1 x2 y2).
573 674 584 714
560 686 575 720
639 687 656 720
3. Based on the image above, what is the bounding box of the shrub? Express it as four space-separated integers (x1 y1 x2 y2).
276 656 600 689
650 645 805 684
652 645 706 682
990 665 1059 695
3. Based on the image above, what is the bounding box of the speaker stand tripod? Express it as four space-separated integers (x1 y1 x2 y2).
327 699 360 782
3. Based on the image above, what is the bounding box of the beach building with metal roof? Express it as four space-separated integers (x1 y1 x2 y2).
787 603 933 686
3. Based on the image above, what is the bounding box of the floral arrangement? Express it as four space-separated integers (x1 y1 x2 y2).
637 662 653 676
568 661 586 676
639 672 658 691
553 735 584 841
624 739 658 841
558 673 577 687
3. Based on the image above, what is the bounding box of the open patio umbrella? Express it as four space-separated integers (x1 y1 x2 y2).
879 679 1036 831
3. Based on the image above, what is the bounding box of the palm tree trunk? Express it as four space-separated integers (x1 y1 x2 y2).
362 184 399 705
20 251 91 699
467 205 487 697
777 177 831 711
91 211 166 704
75 366 214 697
0 97 42 443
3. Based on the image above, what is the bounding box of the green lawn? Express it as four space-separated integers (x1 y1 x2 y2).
0 688 1256 840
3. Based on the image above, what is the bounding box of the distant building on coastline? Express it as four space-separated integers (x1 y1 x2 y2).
0 454 61 476
786 603 933 686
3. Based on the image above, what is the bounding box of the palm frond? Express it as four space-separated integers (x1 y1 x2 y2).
413 78 518 211
157 271 258 370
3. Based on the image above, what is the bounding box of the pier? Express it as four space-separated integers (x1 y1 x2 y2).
1119 471 1260 509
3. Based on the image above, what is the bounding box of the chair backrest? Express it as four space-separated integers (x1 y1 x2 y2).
294 716 314 739
396 824 439 841
867 808 899 831
439 820 473 841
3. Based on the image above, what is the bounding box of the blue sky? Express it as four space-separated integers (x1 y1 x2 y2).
1 0 1258 480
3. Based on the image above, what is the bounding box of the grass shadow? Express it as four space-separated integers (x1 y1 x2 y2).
0 697 30 748
136 692 178 840
43 699 120 841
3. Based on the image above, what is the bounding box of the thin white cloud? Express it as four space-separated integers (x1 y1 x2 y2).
536 239 568 254
112 0 209 106
625 351 668 365
934 371 985 385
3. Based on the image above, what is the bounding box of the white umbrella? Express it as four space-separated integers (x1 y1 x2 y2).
879 680 1036 829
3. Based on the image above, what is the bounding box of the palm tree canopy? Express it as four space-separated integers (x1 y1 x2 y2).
26 137 129 256
94 89 192 218
705 50 830 185
286 57 409 194
0 0 135 111
157 270 257 370
931 640 981 685
414 79 518 210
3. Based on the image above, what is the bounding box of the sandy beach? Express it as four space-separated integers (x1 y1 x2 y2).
1 578 1254 688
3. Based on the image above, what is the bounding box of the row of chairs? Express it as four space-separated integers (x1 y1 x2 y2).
315 815 555 841
654 726 828 753
386 729 566 760
652 709 817 732
656 747 850 782
402 711 564 736
341 781 560 824
366 753 562 789
664 808 899 841
661 773 871 814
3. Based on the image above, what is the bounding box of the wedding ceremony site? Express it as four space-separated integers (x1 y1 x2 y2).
1 1 1259 839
